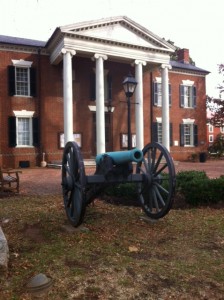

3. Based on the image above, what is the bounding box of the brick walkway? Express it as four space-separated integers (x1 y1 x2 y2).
15 159 224 196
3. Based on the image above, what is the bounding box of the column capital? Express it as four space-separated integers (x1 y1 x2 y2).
161 63 172 70
133 60 147 66
61 48 76 56
92 53 108 61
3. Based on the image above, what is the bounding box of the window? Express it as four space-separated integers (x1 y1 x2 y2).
157 123 162 143
209 135 214 143
17 117 32 146
180 84 196 108
15 67 29 96
220 126 224 133
8 60 36 97
8 111 39 147
180 121 198 146
152 120 173 146
153 80 171 106
208 124 213 133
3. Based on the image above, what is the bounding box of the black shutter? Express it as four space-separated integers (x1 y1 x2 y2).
151 122 158 142
30 68 37 97
194 124 198 146
153 82 158 106
8 116 17 147
180 85 185 107
193 86 197 108
32 117 39 147
107 75 112 101
90 73 96 101
180 124 185 146
8 66 15 96
169 84 172 106
169 123 173 146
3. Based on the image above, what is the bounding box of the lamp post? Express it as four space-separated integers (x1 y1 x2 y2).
122 74 138 150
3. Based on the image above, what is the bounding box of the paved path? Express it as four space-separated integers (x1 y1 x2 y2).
13 159 224 196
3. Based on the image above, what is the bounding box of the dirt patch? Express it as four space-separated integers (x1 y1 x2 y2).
21 222 47 243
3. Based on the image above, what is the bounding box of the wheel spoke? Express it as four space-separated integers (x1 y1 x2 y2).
153 151 164 173
152 188 159 212
155 182 169 195
154 185 166 207
136 142 176 219
154 163 168 177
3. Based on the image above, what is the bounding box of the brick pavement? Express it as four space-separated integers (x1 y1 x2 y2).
16 159 224 196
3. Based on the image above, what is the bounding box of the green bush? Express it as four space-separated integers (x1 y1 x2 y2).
103 171 224 207
176 171 224 206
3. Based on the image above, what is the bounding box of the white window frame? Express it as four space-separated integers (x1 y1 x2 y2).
13 110 34 147
208 124 213 133
182 118 195 147
209 135 214 143
12 59 33 97
156 117 162 143
181 80 195 108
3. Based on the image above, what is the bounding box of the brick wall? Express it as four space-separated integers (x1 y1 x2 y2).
0 50 208 167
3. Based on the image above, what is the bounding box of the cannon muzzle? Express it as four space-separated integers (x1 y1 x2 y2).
95 148 143 165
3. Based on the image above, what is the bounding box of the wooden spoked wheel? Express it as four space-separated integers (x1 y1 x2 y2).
61 142 86 227
136 142 176 219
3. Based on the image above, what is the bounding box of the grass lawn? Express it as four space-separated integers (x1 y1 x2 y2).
0 194 224 299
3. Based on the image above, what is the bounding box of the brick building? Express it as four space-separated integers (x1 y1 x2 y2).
0 16 209 168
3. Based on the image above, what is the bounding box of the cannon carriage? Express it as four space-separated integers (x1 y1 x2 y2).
61 141 176 227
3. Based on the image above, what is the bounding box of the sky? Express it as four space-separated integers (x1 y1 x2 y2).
0 0 223 98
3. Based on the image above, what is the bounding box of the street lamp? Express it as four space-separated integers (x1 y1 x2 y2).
122 74 138 150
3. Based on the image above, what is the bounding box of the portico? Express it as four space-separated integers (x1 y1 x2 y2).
47 16 175 154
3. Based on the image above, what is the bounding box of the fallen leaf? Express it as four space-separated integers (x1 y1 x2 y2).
128 246 139 252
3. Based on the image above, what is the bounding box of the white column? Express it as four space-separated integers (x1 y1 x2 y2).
94 53 108 154
134 60 146 150
62 48 76 144
161 64 172 151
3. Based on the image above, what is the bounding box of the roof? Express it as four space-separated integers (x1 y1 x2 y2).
0 34 46 47
170 60 210 74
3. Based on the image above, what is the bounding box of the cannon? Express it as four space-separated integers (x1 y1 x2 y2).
61 141 176 227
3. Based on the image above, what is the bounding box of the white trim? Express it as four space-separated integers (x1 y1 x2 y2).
12 59 33 67
88 105 114 112
182 79 194 86
156 117 162 122
155 77 161 83
13 110 35 117
182 118 195 124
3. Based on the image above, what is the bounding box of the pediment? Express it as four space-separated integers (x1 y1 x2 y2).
60 16 174 52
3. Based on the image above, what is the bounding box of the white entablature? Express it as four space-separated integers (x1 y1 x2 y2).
47 16 175 65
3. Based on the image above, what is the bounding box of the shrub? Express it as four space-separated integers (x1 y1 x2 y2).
176 171 224 206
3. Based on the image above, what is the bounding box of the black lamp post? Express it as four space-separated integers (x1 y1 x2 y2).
122 74 138 150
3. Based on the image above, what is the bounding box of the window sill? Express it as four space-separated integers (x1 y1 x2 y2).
13 95 33 98
16 146 34 148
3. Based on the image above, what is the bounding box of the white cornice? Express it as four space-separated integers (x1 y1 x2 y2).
49 33 171 65
0 44 48 55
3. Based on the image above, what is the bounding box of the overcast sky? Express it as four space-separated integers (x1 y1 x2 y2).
1 0 223 97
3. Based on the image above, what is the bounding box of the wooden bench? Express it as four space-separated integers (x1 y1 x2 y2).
0 168 22 193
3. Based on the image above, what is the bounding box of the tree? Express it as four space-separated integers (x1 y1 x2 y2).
207 64 224 127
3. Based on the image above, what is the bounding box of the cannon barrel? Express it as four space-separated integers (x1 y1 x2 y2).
95 148 143 165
